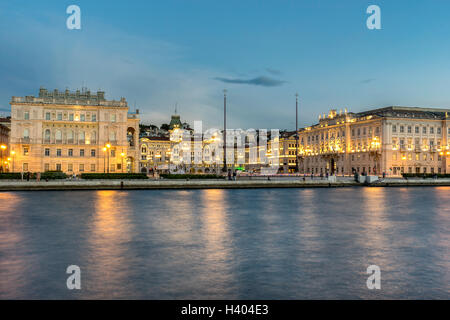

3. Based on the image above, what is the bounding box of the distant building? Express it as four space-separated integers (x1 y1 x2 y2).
297 107 450 175
0 122 10 172
9 87 140 174
139 136 173 173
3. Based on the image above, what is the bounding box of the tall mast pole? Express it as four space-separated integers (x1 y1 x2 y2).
223 89 227 172
295 93 299 173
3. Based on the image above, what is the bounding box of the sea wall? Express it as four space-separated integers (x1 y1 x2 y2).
0 178 450 191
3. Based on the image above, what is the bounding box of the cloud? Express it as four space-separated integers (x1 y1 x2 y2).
213 76 286 87
266 68 282 75
360 78 376 84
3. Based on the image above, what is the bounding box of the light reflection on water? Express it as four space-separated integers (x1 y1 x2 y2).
0 187 449 299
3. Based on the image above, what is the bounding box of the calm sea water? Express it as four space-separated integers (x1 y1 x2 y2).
0 187 449 299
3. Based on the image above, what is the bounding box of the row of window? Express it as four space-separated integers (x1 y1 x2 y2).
352 127 380 137
392 152 442 161
394 167 442 174
22 110 121 123
392 124 449 135
44 112 98 122
44 148 117 157
21 163 122 172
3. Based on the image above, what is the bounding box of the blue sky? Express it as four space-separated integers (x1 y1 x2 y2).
1 0 450 129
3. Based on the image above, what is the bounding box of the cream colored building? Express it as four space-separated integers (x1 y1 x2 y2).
9 88 140 174
297 107 450 176
139 136 173 173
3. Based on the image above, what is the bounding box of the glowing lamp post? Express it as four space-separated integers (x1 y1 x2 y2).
103 147 107 173
121 152 125 173
106 143 111 174
11 150 15 173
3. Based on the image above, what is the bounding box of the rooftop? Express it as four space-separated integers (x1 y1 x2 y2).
10 87 128 108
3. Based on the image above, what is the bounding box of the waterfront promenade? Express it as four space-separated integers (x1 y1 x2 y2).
1 177 450 191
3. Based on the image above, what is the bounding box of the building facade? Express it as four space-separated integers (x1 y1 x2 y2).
0 122 10 172
139 136 173 173
9 88 140 174
297 107 450 176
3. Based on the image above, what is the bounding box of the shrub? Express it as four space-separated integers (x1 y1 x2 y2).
160 174 224 179
38 171 67 180
0 173 22 179
80 173 148 180
0 172 67 180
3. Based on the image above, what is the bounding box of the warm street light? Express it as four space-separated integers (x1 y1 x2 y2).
121 152 125 173
105 143 111 174
103 147 107 173
11 150 15 172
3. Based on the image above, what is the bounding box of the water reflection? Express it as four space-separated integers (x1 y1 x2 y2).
198 189 236 298
0 187 448 299
0 193 28 298
85 190 134 298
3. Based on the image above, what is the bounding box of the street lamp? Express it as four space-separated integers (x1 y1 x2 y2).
103 147 107 173
106 143 111 174
11 150 15 173
121 152 125 173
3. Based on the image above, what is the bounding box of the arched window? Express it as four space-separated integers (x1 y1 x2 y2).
79 131 85 144
91 131 96 144
55 130 62 143
44 129 51 143
67 130 74 144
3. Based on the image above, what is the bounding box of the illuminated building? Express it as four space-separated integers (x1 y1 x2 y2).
298 107 450 175
9 88 140 173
